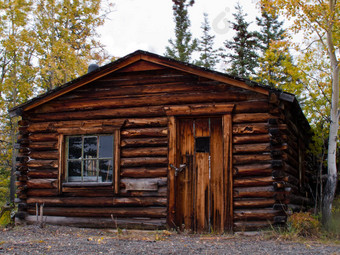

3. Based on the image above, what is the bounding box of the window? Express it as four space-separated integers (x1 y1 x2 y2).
195 137 210 153
66 135 114 183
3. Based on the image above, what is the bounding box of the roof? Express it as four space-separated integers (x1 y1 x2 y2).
9 50 308 130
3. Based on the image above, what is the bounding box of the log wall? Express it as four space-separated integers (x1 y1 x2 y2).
15 65 312 231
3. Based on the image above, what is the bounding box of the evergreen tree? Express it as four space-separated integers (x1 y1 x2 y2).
165 0 197 63
255 8 285 52
256 40 301 89
196 13 219 69
223 3 258 78
255 8 296 88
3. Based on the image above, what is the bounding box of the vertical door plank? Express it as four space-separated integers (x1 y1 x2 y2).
223 114 233 232
58 134 64 195
176 119 194 230
194 118 210 232
210 117 224 232
114 130 121 194
167 116 176 227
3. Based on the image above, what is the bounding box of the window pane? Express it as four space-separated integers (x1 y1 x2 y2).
68 161 81 178
83 159 98 182
195 137 210 153
99 159 113 182
68 137 82 159
99 135 113 158
83 137 97 159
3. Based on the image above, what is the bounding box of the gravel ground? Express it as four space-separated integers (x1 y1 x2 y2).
0 225 339 254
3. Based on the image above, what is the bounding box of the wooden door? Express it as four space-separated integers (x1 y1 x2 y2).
174 117 229 232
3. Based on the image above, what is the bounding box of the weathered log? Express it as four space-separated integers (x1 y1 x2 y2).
233 123 268 135
28 106 165 122
17 134 28 141
233 154 272 165
27 196 167 207
284 153 299 169
15 181 26 187
120 177 167 191
27 170 58 178
287 204 305 212
121 127 168 138
18 120 29 126
29 133 58 142
29 151 59 160
25 215 166 229
120 167 167 178
57 126 118 135
234 186 276 198
19 147 30 154
233 113 276 123
61 186 167 197
17 175 28 182
32 91 260 114
27 119 126 133
233 143 271 154
27 179 58 189
83 81 215 97
234 198 276 208
234 209 282 220
233 101 269 113
285 174 300 186
27 160 58 169
122 147 168 157
26 189 59 197
16 165 28 172
233 220 274 231
233 163 272 176
286 194 313 206
17 193 27 199
121 157 168 167
233 176 274 187
119 186 167 197
124 117 168 127
17 138 29 145
284 162 298 176
121 137 168 148
164 103 234 115
16 156 29 163
27 207 167 218
30 141 58 150
233 134 271 144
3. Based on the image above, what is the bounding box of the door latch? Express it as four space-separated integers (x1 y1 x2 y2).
170 164 187 176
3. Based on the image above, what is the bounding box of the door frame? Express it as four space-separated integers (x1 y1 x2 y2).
166 103 234 232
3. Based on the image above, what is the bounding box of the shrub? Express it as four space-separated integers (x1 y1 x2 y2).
287 212 321 237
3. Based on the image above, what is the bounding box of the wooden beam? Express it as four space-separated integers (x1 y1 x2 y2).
23 54 142 112
141 54 270 96
164 103 234 116
114 129 120 194
167 116 176 228
223 114 233 232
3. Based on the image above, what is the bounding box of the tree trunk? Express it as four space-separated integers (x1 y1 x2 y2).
9 118 17 203
322 12 339 229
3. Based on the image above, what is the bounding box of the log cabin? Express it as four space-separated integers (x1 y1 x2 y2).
10 50 314 232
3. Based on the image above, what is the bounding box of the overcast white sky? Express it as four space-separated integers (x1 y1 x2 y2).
98 0 261 59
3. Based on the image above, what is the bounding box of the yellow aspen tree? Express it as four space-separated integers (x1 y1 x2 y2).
260 0 339 228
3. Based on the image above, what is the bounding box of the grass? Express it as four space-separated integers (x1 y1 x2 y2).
265 196 340 244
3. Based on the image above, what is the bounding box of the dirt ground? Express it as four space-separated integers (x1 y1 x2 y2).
0 225 339 254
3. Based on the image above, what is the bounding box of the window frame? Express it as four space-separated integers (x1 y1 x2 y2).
58 129 120 193
65 134 114 184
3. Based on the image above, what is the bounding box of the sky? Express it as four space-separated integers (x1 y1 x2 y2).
98 0 261 60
